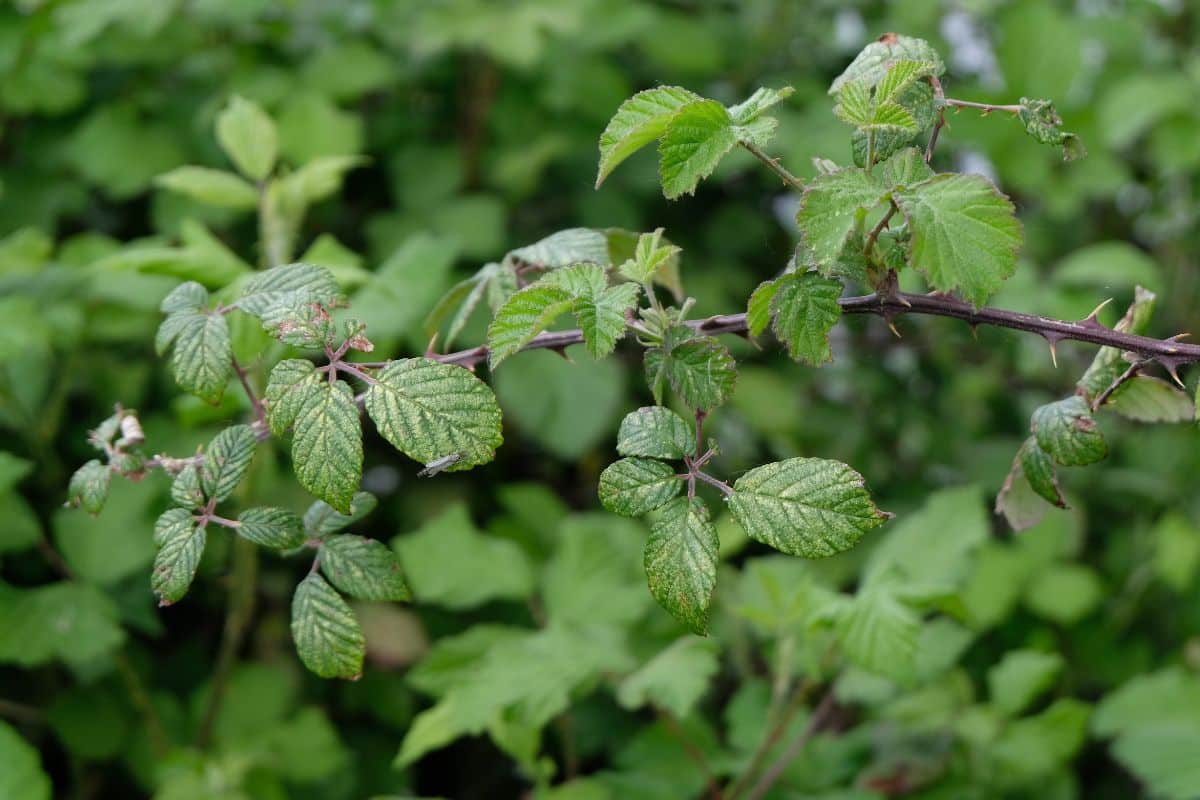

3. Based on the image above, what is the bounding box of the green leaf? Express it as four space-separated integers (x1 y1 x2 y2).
0 720 50 800
829 34 945 94
216 95 278 181
1077 287 1156 400
1017 437 1066 508
617 406 696 460
276 155 368 206
290 572 364 680
151 508 206 606
833 585 920 678
1111 724 1200 800
1032 396 1107 467
617 228 682 285
486 284 574 368
576 282 639 359
617 637 720 719
292 380 363 514
155 166 259 210
1024 563 1103 625
746 279 780 337
878 147 934 189
393 504 534 609
320 534 410 601
1105 376 1193 423
201 424 256 503
596 86 701 187
729 457 888 557
794 168 885 273
171 312 232 403
645 497 719 634
365 358 503 470
644 329 737 410
67 459 110 515
303 491 378 538
1154 515 1200 593
1094 668 1200 738
893 173 1023 307
170 464 204 509
657 99 738 199
508 228 610 268
728 86 794 125
0 582 124 669
160 281 209 314
238 507 305 549
541 514 649 628
265 358 323 437
991 699 1091 784
234 262 342 318
770 271 843 366
1019 98 1086 161
598 457 682 517
988 650 1064 716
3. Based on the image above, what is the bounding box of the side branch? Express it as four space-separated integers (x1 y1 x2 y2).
431 291 1200 369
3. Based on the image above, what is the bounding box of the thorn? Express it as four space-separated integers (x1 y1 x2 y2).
882 313 902 339
1160 357 1186 388
968 323 979 342
1080 298 1113 329
1043 334 1062 368
549 345 573 362
424 333 439 358
1168 332 1192 342
897 294 912 308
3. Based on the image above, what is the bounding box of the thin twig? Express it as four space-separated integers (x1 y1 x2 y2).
943 97 1023 114
230 356 266 427
1090 358 1148 412
744 689 838 800
863 201 898 259
740 141 806 192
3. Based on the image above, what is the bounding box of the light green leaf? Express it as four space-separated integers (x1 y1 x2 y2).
1032 396 1107 466
988 650 1064 716
155 166 258 210
151 508 206 606
234 262 341 318
1105 376 1193 423
729 457 888 558
216 95 278 181
617 406 696 460
486 284 574 368
596 86 701 187
1024 564 1103 624
657 99 738 199
576 282 639 360
276 155 368 206
1077 286 1156 400
0 582 124 669
1093 668 1200 738
746 279 781 337
770 271 843 366
728 86 794 125
201 424 256 503
1111 724 1200 800
393 504 534 609
365 358 503 470
67 460 110 515
617 228 682 285
834 585 920 678
878 147 934 189
1154 515 1200 593
991 699 1091 784
171 312 232 403
292 380 363 514
0 720 51 800
893 173 1023 307
795 168 885 273
599 457 682 517
509 228 610 268
1017 436 1066 508
644 329 737 410
290 572 364 680
303 491 378 538
238 507 305 549
829 34 945 94
320 534 410 601
645 497 719 634
617 637 720 719
265 358 323 437
160 281 209 314
170 464 204 509
541 514 649 628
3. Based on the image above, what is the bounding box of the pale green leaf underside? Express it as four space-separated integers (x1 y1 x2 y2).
645 497 719 634
658 99 738 200
1017 436 1065 508
320 534 410 602
596 86 701 187
235 262 341 317
291 572 364 680
728 86 795 125
1106 376 1193 423
617 406 696 460
894 173 1023 307
598 457 681 517
729 457 888 557
151 509 205 606
365 358 503 470
508 228 610 268
292 380 363 514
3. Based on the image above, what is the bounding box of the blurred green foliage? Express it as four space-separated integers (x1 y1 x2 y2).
3 0 1200 798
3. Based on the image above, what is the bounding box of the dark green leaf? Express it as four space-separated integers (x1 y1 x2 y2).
617 406 696 460
292 380 363 514
1017 437 1066 508
770 271 843 365
201 424 256 503
291 572 364 680
645 497 719 634
170 464 204 509
67 460 110 515
265 358 323 437
1032 397 1107 467
171 313 232 403
598 458 681 517
238 507 305 549
304 491 378 538
320 534 410 601
151 508 206 605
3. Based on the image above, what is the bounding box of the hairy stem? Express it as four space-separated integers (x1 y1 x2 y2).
740 141 805 192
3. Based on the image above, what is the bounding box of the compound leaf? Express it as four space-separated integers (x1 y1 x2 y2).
597 86 701 187
657 99 738 199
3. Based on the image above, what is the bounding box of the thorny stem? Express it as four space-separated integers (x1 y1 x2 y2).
744 688 838 800
740 141 806 192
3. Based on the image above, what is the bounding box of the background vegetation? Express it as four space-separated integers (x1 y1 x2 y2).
3 1 1200 798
